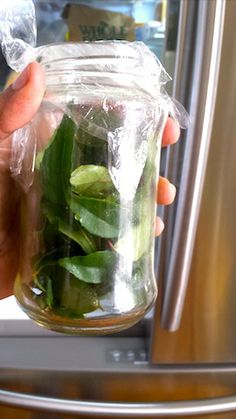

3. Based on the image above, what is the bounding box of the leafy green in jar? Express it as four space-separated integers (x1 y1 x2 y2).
70 164 115 198
72 196 120 238
59 251 117 284
54 273 100 316
28 112 155 319
39 115 76 206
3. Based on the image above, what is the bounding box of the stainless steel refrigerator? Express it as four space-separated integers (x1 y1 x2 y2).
1 0 236 417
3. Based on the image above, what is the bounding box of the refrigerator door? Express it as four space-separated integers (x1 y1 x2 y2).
1 338 236 418
152 0 236 363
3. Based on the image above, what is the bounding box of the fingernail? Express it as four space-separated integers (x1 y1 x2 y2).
155 217 165 236
169 183 176 200
12 66 30 91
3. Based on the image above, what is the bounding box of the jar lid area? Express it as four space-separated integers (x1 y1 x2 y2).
35 41 169 86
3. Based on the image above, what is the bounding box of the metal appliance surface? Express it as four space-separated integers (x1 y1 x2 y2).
151 0 236 364
1 337 236 418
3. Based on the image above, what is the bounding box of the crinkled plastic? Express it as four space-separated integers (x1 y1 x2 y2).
0 1 189 195
10 41 189 195
0 0 36 72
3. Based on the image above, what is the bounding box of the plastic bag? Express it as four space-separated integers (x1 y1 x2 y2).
0 1 189 194
0 0 36 72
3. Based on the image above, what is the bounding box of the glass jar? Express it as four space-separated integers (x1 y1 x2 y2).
13 42 168 334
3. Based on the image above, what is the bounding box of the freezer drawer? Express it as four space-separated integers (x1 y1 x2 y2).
2 368 236 418
1 338 236 418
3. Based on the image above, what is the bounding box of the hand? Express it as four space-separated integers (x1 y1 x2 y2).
0 62 45 299
0 63 179 299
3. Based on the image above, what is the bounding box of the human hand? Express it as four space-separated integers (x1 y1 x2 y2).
0 62 45 298
0 62 179 299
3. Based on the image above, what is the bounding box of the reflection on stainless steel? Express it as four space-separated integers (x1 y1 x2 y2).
159 0 226 331
152 0 236 363
1 367 236 418
3 388 236 417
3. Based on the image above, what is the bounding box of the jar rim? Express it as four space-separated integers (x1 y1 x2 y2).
35 41 169 100
35 41 169 84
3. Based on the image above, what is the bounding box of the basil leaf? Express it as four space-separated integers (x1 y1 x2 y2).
70 165 115 197
39 115 76 205
70 196 120 238
59 251 116 284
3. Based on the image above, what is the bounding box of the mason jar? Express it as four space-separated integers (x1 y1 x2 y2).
13 41 169 334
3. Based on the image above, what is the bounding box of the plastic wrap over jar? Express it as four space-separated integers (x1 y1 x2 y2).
0 0 36 72
12 41 188 335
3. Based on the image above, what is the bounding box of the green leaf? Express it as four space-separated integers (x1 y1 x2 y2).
45 277 54 308
33 274 46 292
70 196 120 238
114 161 157 261
41 199 61 224
70 165 115 197
35 149 44 170
58 219 97 254
114 216 153 261
41 199 97 254
33 248 60 275
39 115 77 205
32 269 100 316
58 275 99 314
59 251 117 284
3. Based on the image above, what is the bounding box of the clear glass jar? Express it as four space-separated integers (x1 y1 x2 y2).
14 42 168 334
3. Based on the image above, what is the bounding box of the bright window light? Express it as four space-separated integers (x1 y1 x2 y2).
0 296 28 319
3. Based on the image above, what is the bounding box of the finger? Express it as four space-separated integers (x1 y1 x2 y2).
155 216 165 236
0 224 19 299
0 174 20 299
162 117 180 147
0 62 45 142
157 176 176 205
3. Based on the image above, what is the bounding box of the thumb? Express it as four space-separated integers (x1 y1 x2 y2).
0 62 45 142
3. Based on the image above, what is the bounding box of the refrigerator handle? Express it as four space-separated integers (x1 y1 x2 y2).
160 0 226 331
2 388 236 416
